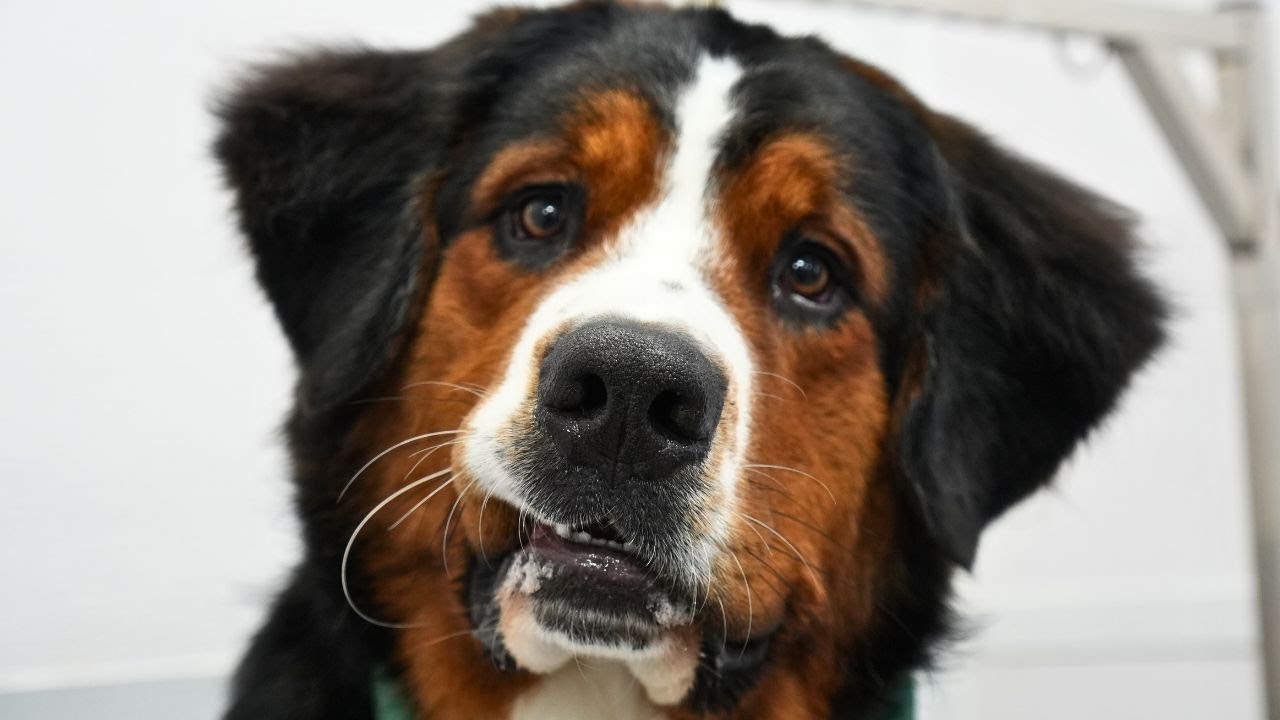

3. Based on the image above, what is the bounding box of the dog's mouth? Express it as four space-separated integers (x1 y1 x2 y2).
528 519 644 582
464 509 779 711
507 519 695 646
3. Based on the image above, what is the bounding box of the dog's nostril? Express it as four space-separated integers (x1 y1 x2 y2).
648 389 708 443
577 373 607 414
547 372 608 417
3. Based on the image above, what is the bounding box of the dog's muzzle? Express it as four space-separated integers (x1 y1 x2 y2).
473 318 731 658
521 317 727 584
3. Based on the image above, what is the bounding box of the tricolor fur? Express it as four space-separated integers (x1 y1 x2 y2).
215 3 1166 719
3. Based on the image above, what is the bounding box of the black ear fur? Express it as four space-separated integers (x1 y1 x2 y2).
212 5 615 413
214 48 448 412
901 116 1167 568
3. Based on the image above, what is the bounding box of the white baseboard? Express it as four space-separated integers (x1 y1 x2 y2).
0 652 235 695
0 676 228 720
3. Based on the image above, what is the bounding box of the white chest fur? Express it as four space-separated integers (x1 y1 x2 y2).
510 661 668 720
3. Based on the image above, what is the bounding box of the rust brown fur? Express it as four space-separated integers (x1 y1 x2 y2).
350 89 670 716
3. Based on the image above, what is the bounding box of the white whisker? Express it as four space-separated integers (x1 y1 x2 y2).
402 380 489 399
738 511 821 590
442 477 478 576
727 548 752 654
739 511 775 558
741 466 783 489
340 467 453 628
402 438 468 481
387 471 457 531
752 371 807 400
698 565 715 613
715 593 729 651
338 430 467 503
476 485 498 561
516 505 531 551
743 463 835 502
414 624 495 651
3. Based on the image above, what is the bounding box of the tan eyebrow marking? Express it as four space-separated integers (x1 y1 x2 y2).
469 139 572 219
565 90 667 229
717 133 890 304
468 90 667 241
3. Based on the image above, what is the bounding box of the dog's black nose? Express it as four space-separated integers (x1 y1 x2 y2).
536 319 726 480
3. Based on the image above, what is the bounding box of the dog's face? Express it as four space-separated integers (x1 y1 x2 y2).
421 50 902 705
218 4 1164 718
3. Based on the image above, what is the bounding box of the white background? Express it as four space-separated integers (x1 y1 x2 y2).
0 0 1272 717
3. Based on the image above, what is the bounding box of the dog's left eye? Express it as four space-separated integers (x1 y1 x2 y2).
495 184 582 268
515 192 568 241
771 238 855 324
782 251 833 302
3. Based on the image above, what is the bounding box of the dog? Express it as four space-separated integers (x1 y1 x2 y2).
215 3 1166 719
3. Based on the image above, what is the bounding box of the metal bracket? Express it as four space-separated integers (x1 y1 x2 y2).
831 0 1274 252
1116 38 1258 249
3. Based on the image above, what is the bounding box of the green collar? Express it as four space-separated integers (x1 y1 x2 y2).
371 667 415 720
371 668 914 720
884 676 916 720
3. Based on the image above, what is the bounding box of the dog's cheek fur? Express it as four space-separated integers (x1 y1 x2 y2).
329 224 555 719
346 89 671 712
743 324 899 720
698 144 905 715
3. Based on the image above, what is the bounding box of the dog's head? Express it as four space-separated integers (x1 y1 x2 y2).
218 3 1164 717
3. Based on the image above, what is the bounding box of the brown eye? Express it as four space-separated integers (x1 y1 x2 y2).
770 239 854 326
782 251 833 302
495 184 582 269
516 193 567 240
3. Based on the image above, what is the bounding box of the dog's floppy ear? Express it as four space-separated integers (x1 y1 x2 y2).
215 48 445 412
213 10 532 412
899 114 1167 568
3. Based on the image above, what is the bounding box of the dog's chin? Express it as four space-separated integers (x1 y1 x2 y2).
467 522 703 705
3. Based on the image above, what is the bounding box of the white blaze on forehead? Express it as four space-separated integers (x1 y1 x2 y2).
463 55 752 570
622 53 741 271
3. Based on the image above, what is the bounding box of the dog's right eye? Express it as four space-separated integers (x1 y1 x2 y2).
516 192 567 241
495 184 583 269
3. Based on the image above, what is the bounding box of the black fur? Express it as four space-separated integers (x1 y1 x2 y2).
224 563 383 720
216 49 434 413
214 3 1165 718
900 122 1167 568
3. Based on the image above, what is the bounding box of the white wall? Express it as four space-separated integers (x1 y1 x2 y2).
0 0 1270 717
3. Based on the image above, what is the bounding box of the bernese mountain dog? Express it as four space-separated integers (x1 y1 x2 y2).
214 2 1166 719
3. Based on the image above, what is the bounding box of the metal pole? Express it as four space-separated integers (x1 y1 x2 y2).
1115 40 1256 249
1227 6 1280 716
830 0 1245 49
1233 241 1280 720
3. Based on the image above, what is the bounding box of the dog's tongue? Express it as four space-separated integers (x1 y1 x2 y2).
508 526 695 644
527 522 649 585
